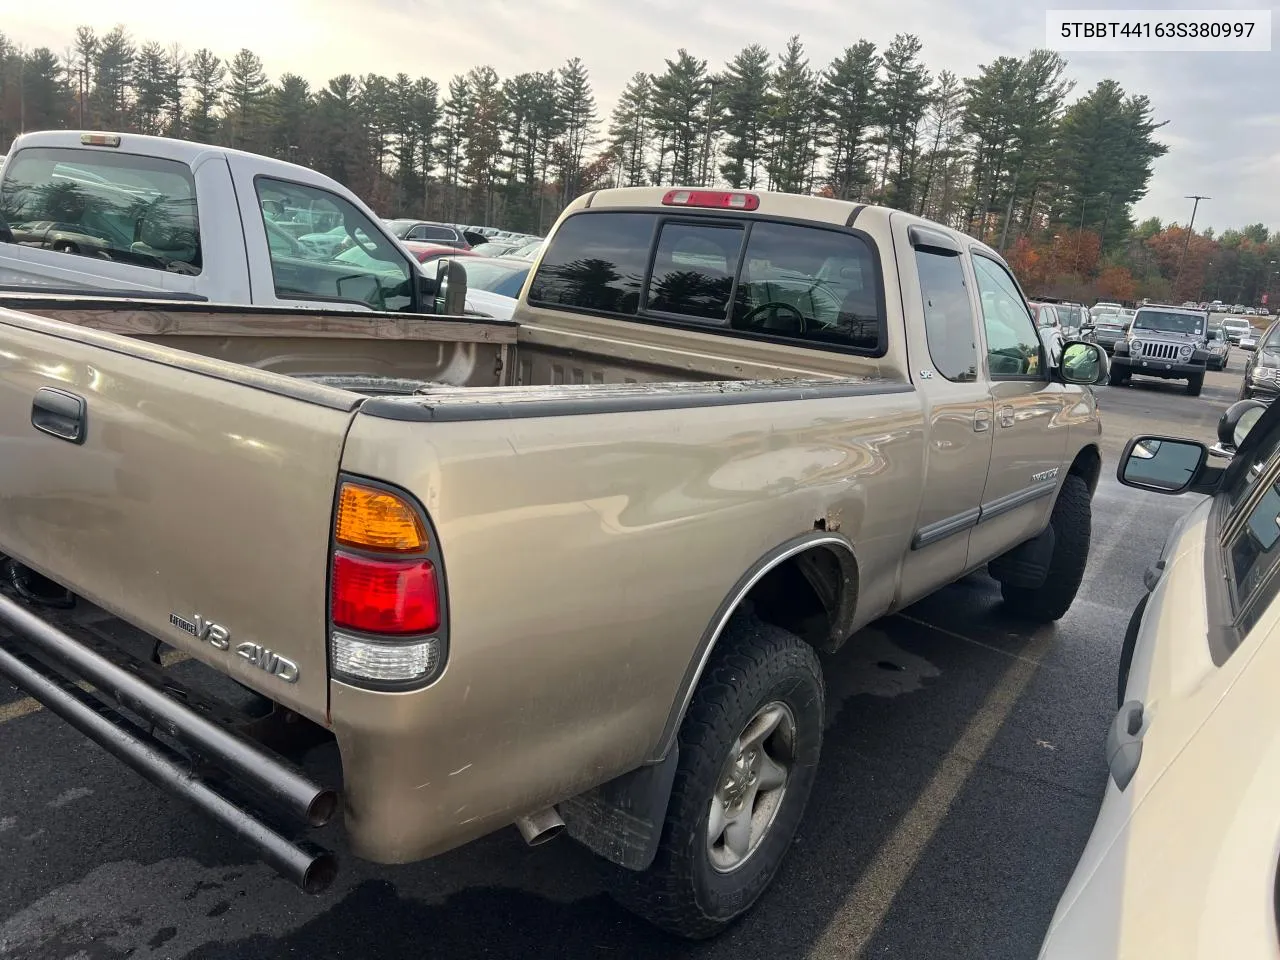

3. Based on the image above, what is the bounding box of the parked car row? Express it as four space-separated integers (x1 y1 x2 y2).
381 217 544 260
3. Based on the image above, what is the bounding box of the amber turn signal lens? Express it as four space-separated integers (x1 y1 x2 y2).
335 483 427 552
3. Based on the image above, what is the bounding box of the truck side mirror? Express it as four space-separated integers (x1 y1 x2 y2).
436 258 468 315
1118 436 1210 494
1056 341 1109 385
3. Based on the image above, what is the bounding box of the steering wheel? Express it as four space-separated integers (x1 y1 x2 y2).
741 301 807 334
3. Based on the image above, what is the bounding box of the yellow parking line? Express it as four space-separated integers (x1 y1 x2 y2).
0 651 189 727
811 626 1056 958
0 695 43 725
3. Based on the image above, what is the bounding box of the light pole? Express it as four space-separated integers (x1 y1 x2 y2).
1174 195 1210 295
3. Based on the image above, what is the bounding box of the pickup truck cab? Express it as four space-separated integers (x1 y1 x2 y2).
0 186 1108 937
1109 304 1211 395
0 130 435 314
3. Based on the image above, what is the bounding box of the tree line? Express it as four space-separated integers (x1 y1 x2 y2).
1010 219 1280 307
0 23 1252 306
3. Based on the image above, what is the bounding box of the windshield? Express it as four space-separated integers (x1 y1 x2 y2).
460 260 531 297
1133 310 1204 335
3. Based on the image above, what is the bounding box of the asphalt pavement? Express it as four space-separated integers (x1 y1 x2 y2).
0 353 1250 960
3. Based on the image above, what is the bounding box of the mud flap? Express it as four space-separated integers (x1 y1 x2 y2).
988 525 1056 589
558 747 680 871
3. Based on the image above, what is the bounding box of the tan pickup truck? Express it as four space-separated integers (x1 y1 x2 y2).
0 187 1108 938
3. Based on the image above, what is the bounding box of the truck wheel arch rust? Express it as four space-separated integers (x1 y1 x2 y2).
649 530 857 763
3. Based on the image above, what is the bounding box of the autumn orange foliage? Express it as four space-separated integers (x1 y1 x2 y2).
1096 266 1137 301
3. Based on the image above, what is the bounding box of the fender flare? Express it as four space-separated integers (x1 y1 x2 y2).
648 530 858 763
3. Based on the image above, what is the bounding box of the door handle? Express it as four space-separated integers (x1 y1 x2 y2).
998 405 1015 428
973 409 991 432
1106 699 1145 791
31 387 87 444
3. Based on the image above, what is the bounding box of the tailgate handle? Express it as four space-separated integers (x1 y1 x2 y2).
31 387 87 444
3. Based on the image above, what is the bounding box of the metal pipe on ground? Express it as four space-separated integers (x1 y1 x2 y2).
0 643 338 894
0 590 337 827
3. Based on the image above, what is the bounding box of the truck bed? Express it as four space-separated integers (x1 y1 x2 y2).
0 293 894 397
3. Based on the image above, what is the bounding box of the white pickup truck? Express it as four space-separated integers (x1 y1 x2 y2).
0 130 450 314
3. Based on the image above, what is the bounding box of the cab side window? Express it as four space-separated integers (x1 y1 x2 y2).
915 248 977 382
255 177 414 312
972 255 1043 378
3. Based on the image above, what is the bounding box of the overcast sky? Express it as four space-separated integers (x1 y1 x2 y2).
1 0 1275 231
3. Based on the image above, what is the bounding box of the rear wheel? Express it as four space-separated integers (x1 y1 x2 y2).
1000 474 1091 622
605 614 824 939
1186 373 1204 396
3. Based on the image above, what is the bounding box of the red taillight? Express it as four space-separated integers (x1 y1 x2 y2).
661 189 759 211
331 551 439 635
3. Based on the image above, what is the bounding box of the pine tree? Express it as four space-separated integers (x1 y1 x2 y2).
718 45 772 189
463 65 504 223
650 49 711 185
186 48 224 144
766 36 818 193
91 26 135 128
438 74 470 219
132 41 170 135
915 70 966 222
876 33 931 210
555 57 598 204
224 48 269 150
608 72 653 188
820 40 879 200
268 73 312 164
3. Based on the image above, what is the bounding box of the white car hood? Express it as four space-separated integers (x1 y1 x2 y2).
464 288 518 321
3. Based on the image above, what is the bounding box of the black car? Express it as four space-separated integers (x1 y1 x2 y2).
1241 317 1280 403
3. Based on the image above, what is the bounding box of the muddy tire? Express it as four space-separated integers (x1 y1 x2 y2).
1000 474 1091 622
605 613 824 939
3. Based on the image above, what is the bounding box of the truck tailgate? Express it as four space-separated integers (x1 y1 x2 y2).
0 308 357 724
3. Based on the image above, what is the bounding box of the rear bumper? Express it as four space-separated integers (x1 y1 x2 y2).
0 589 340 892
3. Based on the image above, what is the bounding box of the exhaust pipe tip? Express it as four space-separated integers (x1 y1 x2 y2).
515 806 565 846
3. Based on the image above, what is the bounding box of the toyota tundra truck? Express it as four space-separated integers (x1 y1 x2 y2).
0 186 1108 938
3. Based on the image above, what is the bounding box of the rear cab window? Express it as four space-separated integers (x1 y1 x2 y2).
0 146 201 275
528 209 885 354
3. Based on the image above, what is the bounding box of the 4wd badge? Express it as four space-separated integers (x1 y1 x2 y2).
169 612 299 683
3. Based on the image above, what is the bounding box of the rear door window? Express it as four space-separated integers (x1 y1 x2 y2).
914 248 978 381
0 146 200 275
